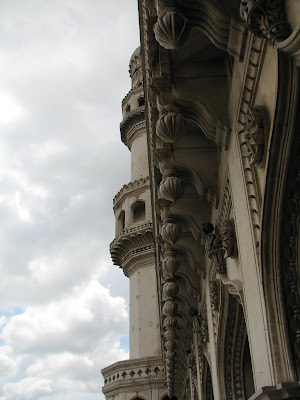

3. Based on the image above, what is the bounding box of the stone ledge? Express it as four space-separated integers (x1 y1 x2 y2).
249 382 300 399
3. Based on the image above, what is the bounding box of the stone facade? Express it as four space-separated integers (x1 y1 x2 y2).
102 2 300 400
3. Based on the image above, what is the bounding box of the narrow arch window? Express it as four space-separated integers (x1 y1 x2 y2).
138 97 144 107
117 210 125 234
126 104 131 113
132 201 145 223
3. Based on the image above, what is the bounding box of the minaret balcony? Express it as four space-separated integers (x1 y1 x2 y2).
102 356 164 397
120 106 145 148
110 221 154 276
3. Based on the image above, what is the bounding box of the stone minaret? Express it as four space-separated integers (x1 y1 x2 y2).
102 47 166 400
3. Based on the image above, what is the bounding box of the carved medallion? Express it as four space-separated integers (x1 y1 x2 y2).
243 106 265 166
240 0 290 44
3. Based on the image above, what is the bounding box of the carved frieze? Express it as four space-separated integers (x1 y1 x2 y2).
242 105 265 166
154 8 191 50
240 0 290 44
209 280 219 312
221 219 237 259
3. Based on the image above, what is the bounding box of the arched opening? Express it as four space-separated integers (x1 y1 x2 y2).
222 293 255 400
261 52 300 382
130 396 146 400
117 210 125 234
132 201 145 223
138 97 144 107
126 104 131 113
161 395 178 400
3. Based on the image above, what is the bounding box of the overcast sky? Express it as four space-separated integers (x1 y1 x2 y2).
0 1 140 399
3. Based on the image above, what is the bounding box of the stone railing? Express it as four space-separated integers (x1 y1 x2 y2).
102 356 165 395
113 177 150 208
110 221 153 248
122 87 144 107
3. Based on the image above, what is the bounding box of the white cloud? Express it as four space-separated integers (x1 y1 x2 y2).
0 92 25 125
3 376 53 400
1 279 128 354
0 0 138 398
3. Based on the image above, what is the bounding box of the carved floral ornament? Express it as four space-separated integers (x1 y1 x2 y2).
203 221 237 275
209 280 219 312
240 0 290 44
153 7 191 50
203 223 227 275
242 105 265 166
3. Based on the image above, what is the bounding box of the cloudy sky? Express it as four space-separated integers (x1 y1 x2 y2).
0 1 140 399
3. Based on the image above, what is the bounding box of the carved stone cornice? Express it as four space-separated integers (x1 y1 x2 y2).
113 177 150 209
110 221 154 275
240 0 291 44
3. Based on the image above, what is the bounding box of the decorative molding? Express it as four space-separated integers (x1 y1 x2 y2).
237 35 265 249
209 280 219 313
240 0 291 44
241 105 266 166
224 295 247 400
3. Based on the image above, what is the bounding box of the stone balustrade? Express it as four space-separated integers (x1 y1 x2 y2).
102 356 165 395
